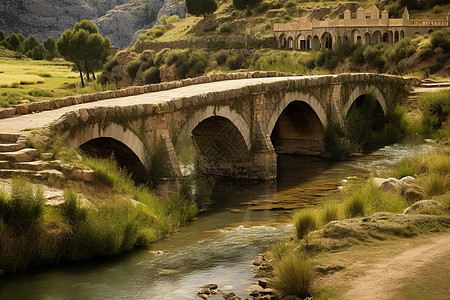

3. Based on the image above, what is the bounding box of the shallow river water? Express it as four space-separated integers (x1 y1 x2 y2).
0 142 434 300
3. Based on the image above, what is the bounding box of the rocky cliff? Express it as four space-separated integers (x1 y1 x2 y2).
0 0 186 48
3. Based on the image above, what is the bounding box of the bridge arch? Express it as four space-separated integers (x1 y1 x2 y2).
67 123 148 182
343 85 388 118
267 92 327 135
267 92 327 156
182 105 251 151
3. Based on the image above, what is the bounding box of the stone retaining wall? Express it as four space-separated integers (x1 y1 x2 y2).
0 71 294 120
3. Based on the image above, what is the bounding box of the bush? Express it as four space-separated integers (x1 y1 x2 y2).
226 53 246 70
104 58 118 72
293 209 317 239
394 158 418 179
321 201 339 224
28 89 55 98
0 177 45 230
430 27 450 52
63 188 87 222
272 253 314 298
424 173 449 197
126 59 141 79
344 195 366 218
214 50 229 65
219 23 233 34
420 90 450 135
143 66 160 84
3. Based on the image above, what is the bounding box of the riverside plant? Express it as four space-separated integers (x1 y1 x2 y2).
0 154 210 274
272 253 314 298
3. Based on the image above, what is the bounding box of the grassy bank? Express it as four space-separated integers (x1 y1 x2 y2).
0 155 212 275
267 148 450 298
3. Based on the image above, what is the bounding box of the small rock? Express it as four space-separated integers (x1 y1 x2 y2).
246 284 264 296
253 255 265 266
260 288 275 295
403 200 446 215
222 291 236 299
149 250 164 255
197 294 208 300
258 278 269 288
202 284 218 290
198 288 211 295
259 263 273 271
424 138 434 144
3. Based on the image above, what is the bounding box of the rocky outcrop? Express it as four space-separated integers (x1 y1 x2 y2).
0 0 185 48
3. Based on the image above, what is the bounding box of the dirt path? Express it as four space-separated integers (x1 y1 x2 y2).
344 232 450 300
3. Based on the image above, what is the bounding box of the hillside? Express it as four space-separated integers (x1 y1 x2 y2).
0 0 185 48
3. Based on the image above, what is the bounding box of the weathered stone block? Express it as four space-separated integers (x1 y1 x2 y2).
14 104 29 115
0 107 15 119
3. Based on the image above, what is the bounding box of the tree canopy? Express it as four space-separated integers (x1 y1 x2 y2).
185 0 218 17
57 20 110 87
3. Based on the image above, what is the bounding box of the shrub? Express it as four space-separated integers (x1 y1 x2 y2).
344 195 366 218
420 90 450 135
104 58 118 72
293 209 317 239
394 158 418 179
214 50 229 65
424 173 449 197
272 253 314 298
143 66 160 84
219 23 233 34
430 27 450 52
1 177 45 230
226 53 246 70
159 14 179 26
126 59 141 79
63 188 87 222
321 201 339 224
28 89 55 98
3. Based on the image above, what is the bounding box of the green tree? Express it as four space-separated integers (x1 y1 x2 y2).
185 0 218 17
16 33 25 43
22 35 40 54
233 0 262 10
32 44 48 60
0 30 5 42
43 36 58 60
5 33 21 51
57 20 110 87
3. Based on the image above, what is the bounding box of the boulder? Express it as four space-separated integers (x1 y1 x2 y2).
403 187 424 203
378 177 409 192
400 176 416 184
403 200 446 215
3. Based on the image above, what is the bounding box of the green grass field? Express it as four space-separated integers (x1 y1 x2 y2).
0 57 80 107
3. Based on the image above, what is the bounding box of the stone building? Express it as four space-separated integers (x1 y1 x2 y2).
274 7 449 50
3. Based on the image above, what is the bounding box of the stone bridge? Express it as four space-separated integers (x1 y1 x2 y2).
0 73 412 181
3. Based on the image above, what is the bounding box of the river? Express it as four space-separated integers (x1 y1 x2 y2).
0 142 434 300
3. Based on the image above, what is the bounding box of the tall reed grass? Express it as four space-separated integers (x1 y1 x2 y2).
272 253 314 298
